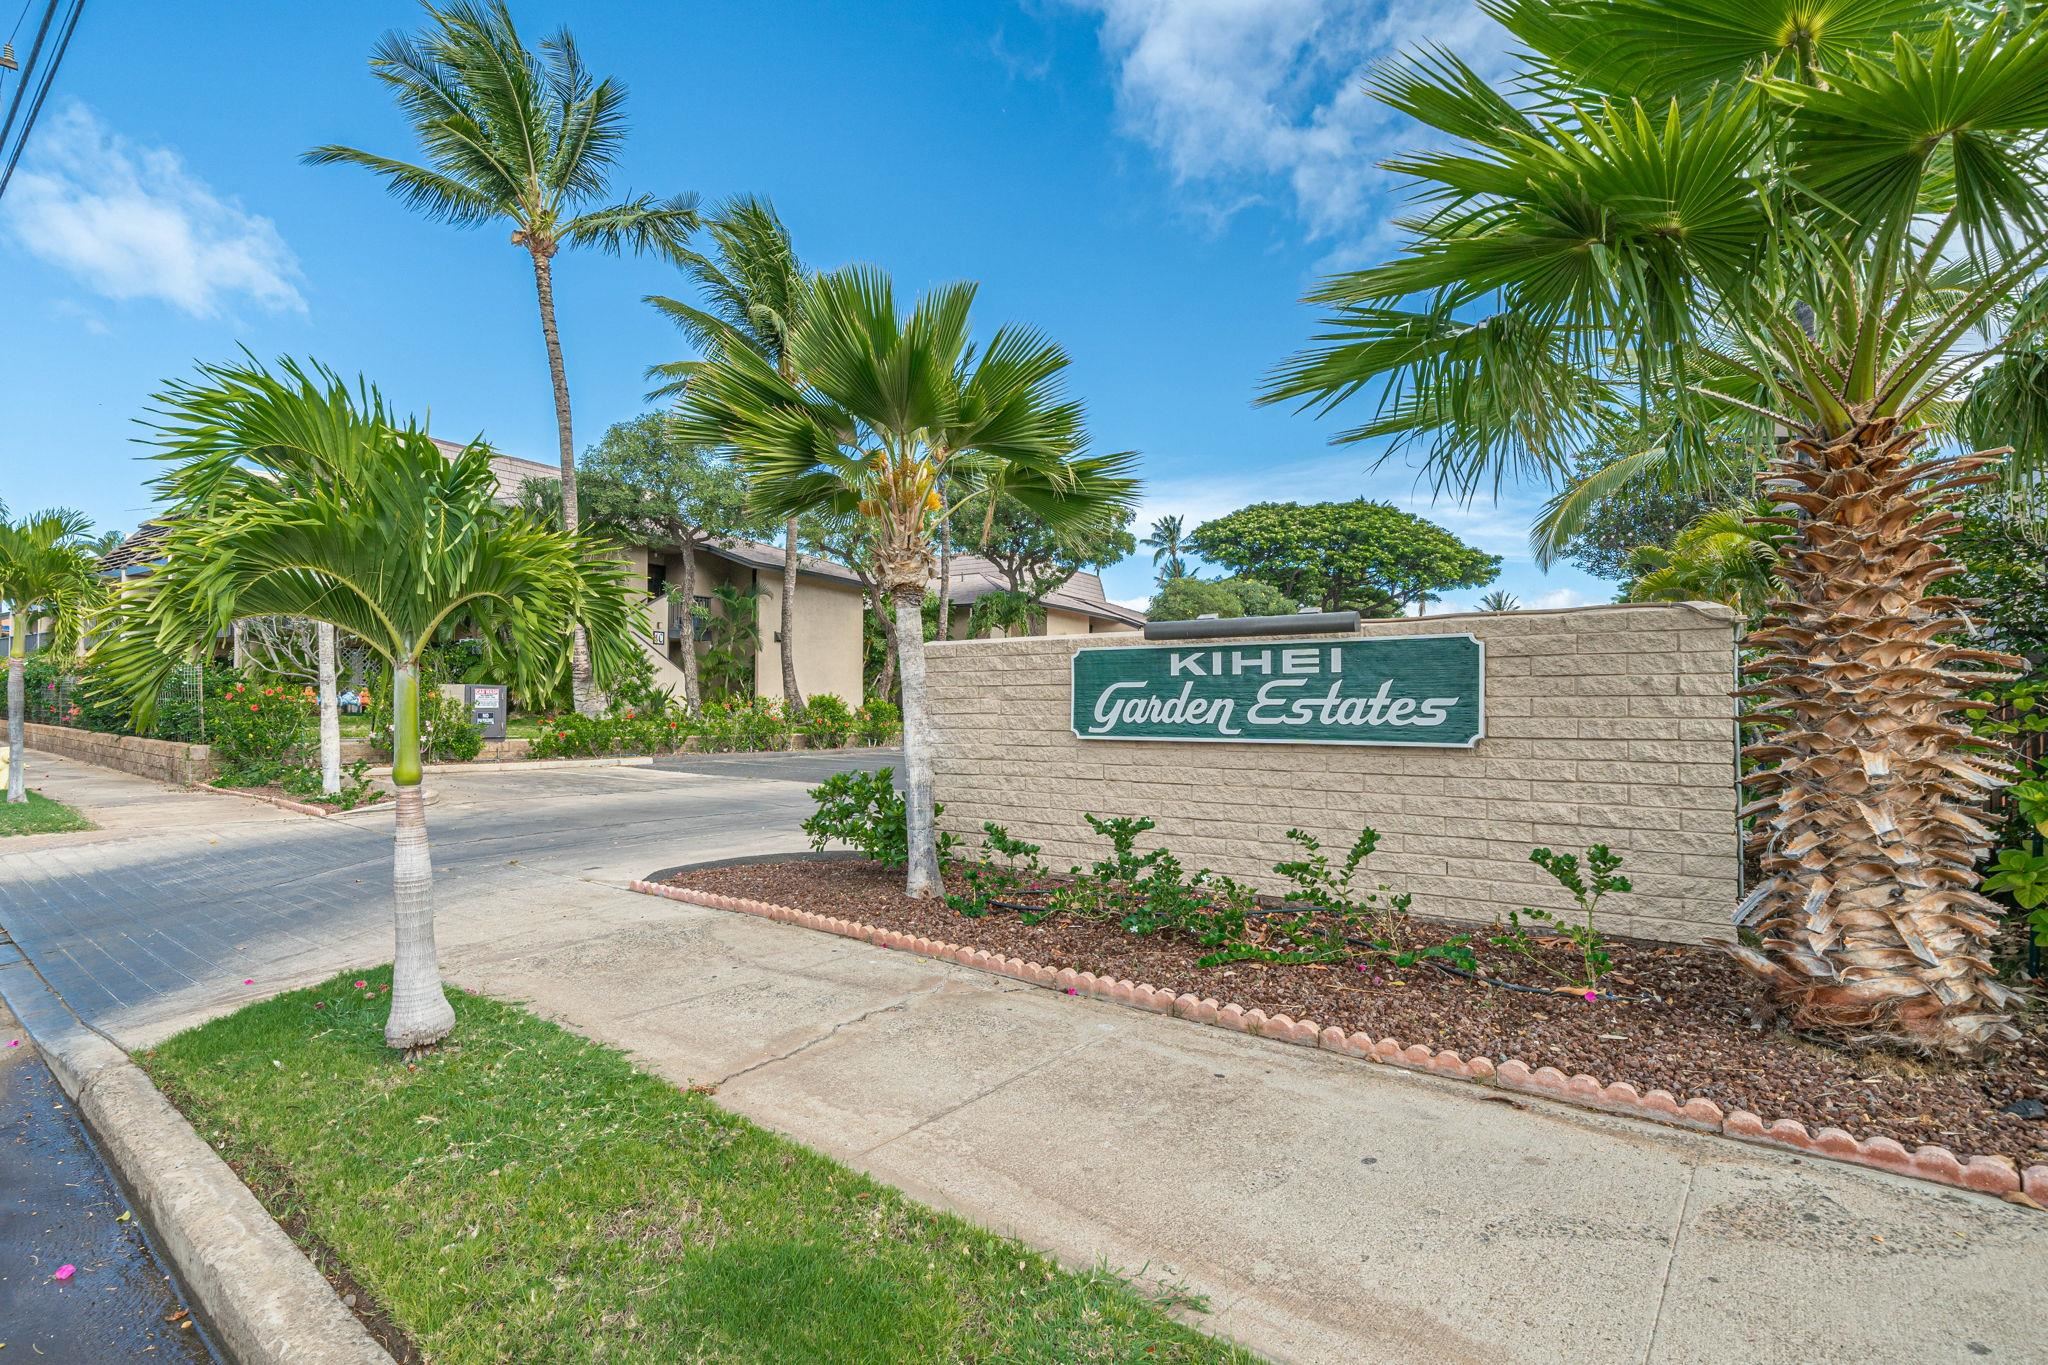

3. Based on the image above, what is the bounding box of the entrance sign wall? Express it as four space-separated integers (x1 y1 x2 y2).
925 603 1742 945
1072 634 1483 747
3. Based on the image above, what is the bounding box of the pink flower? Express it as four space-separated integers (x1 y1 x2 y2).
1583 990 1598 1002
353 979 367 989
1063 988 1077 995
243 978 254 985
54 1264 75 1281
6 1039 17 1047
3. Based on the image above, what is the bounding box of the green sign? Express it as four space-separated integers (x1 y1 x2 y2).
1071 635 1484 747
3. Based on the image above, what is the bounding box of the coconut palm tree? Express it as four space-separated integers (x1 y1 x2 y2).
98 358 633 1048
1476 590 1521 613
1141 514 1189 581
1627 506 1787 619
679 267 1138 896
306 0 695 715
1263 0 2048 1052
646 196 810 711
0 509 104 804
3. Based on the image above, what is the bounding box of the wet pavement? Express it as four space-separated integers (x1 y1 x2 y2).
0 995 215 1362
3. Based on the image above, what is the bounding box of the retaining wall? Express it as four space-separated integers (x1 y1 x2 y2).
24 722 214 786
923 602 1743 944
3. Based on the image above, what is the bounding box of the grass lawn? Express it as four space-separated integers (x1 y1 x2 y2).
144 968 1254 1364
0 789 94 836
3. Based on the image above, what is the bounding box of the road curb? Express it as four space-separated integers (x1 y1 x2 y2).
0 951 391 1365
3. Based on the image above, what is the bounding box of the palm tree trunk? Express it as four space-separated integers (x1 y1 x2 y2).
890 588 941 898
678 542 701 712
936 512 952 643
780 516 803 713
385 659 455 1050
316 622 340 796
529 246 600 717
6 640 25 804
1729 420 2022 1054
874 585 896 702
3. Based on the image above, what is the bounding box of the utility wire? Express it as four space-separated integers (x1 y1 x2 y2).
0 0 80 201
0 0 55 151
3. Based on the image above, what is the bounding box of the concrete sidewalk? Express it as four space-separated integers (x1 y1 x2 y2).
7 754 2044 1363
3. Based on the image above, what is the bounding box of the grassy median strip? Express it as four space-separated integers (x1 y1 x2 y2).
143 967 1253 1363
0 789 94 836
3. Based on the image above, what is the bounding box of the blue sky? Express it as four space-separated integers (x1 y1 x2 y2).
0 0 1610 613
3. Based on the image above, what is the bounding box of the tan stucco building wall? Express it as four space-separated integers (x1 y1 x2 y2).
754 572 868 705
922 602 1742 945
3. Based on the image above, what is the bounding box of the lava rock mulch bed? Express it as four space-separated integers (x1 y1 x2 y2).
662 858 2048 1173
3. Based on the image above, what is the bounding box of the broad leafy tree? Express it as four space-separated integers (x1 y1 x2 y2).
1141 514 1190 581
308 0 695 714
1188 500 1498 617
0 509 104 803
1262 0 2048 1051
967 493 1135 635
100 359 633 1049
566 414 775 711
681 267 1137 896
1147 574 1298 623
647 196 811 711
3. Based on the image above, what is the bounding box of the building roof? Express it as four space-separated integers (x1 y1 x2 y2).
430 436 560 505
936 553 1147 626
99 522 169 573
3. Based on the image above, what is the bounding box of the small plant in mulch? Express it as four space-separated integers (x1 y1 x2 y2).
803 768 956 868
1491 845 1629 998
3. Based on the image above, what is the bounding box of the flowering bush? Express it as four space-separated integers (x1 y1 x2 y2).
528 708 691 760
364 677 485 763
855 698 901 745
697 696 789 753
802 694 856 749
211 676 316 786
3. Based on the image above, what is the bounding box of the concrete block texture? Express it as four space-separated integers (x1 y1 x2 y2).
26 723 214 785
925 603 1743 944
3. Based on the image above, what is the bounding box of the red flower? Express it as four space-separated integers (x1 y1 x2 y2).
249 703 260 712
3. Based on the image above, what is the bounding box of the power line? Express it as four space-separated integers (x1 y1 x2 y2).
0 0 56 151
0 0 80 202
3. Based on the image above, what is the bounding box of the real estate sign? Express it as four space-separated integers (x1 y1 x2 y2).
1070 634 1484 747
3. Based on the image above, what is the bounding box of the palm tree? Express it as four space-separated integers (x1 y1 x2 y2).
0 510 104 804
1627 506 1786 619
646 196 809 712
680 267 1138 896
307 0 695 715
1476 590 1520 613
1141 514 1189 581
99 358 633 1048
1263 1 2048 1053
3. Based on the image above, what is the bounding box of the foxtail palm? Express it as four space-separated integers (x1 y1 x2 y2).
680 267 1138 895
1264 0 2048 1052
647 196 810 711
307 0 695 714
0 509 105 803
100 358 633 1048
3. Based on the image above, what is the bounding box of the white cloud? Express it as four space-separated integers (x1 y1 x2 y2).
3 103 304 317
1528 587 1601 610
1070 0 1510 240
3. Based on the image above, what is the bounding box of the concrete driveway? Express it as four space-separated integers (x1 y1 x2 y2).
0 748 893 1043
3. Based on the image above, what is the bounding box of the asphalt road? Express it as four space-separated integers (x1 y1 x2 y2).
0 748 899 1043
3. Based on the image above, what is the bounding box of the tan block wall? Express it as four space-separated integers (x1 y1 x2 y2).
924 602 1742 945
26 722 214 785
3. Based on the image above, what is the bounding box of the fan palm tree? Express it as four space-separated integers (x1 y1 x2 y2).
646 196 810 711
1 509 105 804
1141 514 1189 581
1263 0 2048 1052
679 267 1138 896
98 358 633 1048
306 0 695 715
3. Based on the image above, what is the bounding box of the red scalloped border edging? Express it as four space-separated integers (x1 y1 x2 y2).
625 878 2047 1209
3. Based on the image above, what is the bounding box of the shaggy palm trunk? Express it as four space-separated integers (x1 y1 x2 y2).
869 582 896 701
6 639 24 804
1730 419 2022 1054
781 518 803 713
891 587 941 898
385 660 455 1049
529 246 599 717
678 543 701 712
316 622 341 796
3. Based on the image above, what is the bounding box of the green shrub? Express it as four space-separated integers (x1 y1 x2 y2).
1491 845 1629 995
803 768 954 867
529 707 691 760
804 694 856 748
366 677 485 763
281 759 379 809
211 675 316 786
855 698 900 745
